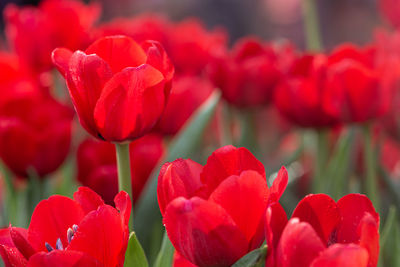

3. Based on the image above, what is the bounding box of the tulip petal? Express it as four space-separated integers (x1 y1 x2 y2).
94 64 165 141
51 48 73 78
358 213 380 267
265 203 288 267
276 218 325 267
73 187 105 215
27 250 102 267
269 166 289 203
200 145 266 194
10 227 35 259
310 244 368 267
86 35 147 73
67 51 113 138
114 191 132 227
28 196 85 252
0 245 28 267
164 197 248 267
336 194 379 244
157 159 203 215
209 170 269 246
67 206 126 267
292 194 341 245
173 251 198 267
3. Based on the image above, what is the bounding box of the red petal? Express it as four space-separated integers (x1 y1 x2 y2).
172 251 198 267
114 190 132 227
276 218 325 267
269 166 288 203
310 244 368 267
27 196 85 252
292 194 341 245
157 159 203 215
27 250 102 267
358 213 380 267
200 145 266 194
0 245 28 267
10 227 35 259
67 51 113 138
265 203 288 267
209 170 269 246
51 48 73 78
67 206 126 267
164 197 248 267
336 194 379 244
85 35 147 73
0 227 27 248
73 187 105 215
94 64 165 141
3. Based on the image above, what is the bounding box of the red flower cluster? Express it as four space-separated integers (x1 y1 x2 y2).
275 44 390 127
52 35 174 142
265 194 379 267
0 187 131 266
4 0 100 74
157 145 288 266
77 134 164 204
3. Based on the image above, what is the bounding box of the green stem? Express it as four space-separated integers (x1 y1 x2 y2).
312 129 329 193
115 143 134 229
363 124 380 210
238 109 257 152
302 0 322 51
1 165 17 226
220 101 233 146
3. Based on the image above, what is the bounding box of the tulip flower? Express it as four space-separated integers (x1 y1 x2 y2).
4 0 100 74
52 35 174 142
77 134 164 205
210 37 282 108
265 194 379 267
0 187 131 267
157 145 288 267
156 75 214 135
379 0 400 29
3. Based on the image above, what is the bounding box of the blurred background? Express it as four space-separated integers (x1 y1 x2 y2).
0 0 382 50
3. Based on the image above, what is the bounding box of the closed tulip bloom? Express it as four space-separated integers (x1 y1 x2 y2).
157 145 288 267
0 187 131 267
265 194 379 267
379 0 400 29
52 35 174 142
210 37 282 108
77 134 164 205
4 0 100 74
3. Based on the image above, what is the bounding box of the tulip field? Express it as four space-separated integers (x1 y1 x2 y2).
0 0 399 266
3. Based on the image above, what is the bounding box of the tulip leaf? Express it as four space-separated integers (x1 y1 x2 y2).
124 231 149 267
134 90 221 261
379 206 400 267
154 232 174 267
232 245 267 267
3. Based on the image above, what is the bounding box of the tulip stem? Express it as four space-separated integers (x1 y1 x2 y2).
115 143 134 229
312 129 329 193
221 101 233 146
363 124 380 210
302 0 322 51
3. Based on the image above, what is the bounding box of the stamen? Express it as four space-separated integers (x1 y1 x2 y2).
56 238 63 250
72 224 78 233
45 242 54 252
67 228 74 243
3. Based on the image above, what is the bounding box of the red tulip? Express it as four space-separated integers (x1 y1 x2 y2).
157 145 288 267
167 19 227 75
379 0 400 29
52 35 174 142
0 187 131 267
274 53 339 128
0 69 73 178
210 37 282 108
156 75 214 135
77 134 164 205
265 194 380 267
4 0 100 74
322 44 389 124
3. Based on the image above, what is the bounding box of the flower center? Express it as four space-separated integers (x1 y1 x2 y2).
45 224 78 252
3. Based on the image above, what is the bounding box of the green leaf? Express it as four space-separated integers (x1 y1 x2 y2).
134 90 221 261
232 245 267 267
124 231 149 267
153 232 174 267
